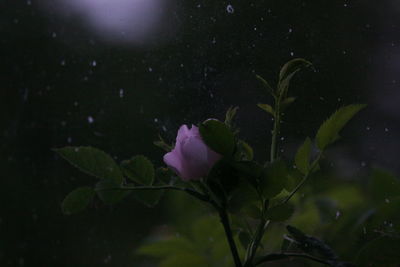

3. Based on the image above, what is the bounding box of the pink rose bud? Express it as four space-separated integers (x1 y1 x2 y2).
163 124 222 181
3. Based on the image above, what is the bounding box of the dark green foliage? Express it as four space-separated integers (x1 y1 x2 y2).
61 187 95 215
199 119 235 156
257 103 274 116
316 104 366 150
54 146 123 184
95 179 130 204
260 160 288 199
266 203 294 221
295 137 312 174
234 140 254 161
121 155 155 185
356 236 400 266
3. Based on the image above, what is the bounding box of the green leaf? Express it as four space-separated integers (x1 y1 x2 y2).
234 140 254 161
256 74 275 96
266 203 294 221
281 97 296 110
228 179 260 213
95 180 130 204
61 186 95 215
224 106 239 128
199 119 235 156
356 236 400 266
153 135 173 152
279 58 312 83
257 103 275 116
260 160 288 199
121 155 155 185
316 104 366 150
295 137 312 174
278 58 312 95
54 146 123 184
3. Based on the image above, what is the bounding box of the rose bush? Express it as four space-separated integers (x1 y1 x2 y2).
163 124 221 181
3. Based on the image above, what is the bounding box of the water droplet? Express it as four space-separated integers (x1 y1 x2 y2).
290 51 294 56
288 28 293 33
361 161 366 167
148 67 153 72
60 60 66 66
385 198 390 203
384 127 389 132
366 126 370 131
74 101 79 107
52 32 57 38
67 137 72 143
162 126 167 132
154 118 158 123
335 210 341 219
88 116 94 124
280 137 285 141
226 4 234 14
119 88 124 98
91 60 97 67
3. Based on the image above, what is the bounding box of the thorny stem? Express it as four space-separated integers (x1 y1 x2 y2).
218 207 243 267
254 252 331 266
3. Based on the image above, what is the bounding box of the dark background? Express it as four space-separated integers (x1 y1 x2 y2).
1 0 400 266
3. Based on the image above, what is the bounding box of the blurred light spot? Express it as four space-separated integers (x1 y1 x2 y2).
43 0 172 45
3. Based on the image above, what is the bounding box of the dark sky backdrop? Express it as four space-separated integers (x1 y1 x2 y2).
1 0 400 266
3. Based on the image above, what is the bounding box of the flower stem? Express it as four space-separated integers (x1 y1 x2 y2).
218 208 242 267
270 95 282 162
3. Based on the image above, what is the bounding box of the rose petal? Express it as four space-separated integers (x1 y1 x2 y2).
163 150 184 178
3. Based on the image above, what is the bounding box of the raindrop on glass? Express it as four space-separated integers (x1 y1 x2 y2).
119 88 124 98
226 4 234 14
335 210 341 219
87 116 94 124
91 60 97 67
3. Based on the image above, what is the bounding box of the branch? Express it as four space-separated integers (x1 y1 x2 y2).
96 185 211 203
